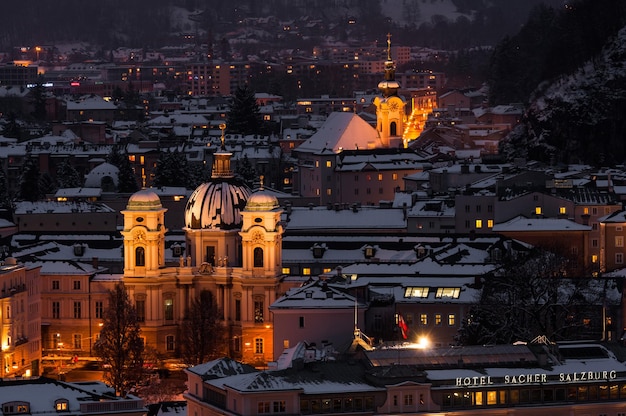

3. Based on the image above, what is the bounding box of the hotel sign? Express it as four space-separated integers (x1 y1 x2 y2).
455 370 618 387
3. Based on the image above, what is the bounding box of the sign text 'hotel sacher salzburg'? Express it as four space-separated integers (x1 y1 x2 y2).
455 370 618 387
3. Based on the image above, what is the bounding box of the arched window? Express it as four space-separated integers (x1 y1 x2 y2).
390 121 397 136
253 247 264 267
135 247 145 266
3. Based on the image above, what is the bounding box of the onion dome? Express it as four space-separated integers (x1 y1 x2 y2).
245 190 279 212
127 189 163 211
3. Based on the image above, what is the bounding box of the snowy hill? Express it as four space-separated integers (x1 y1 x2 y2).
501 25 626 166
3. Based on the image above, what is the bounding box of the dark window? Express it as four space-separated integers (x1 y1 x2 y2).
299 316 305 328
95 301 103 319
136 300 145 322
254 247 264 267
166 335 175 351
73 301 81 319
235 299 241 321
52 301 60 319
135 247 145 266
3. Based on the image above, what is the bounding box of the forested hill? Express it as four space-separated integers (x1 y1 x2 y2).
3 0 561 50
499 24 626 166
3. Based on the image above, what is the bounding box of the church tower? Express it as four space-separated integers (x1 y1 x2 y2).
373 33 406 148
240 178 283 278
121 189 168 278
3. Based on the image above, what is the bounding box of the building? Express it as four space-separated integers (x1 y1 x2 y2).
0 258 41 378
185 341 626 415
0 377 146 415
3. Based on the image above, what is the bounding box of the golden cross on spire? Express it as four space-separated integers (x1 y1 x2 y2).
386 33 392 61
219 123 226 150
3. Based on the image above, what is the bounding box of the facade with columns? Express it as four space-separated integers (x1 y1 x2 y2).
118 143 285 365
38 141 287 367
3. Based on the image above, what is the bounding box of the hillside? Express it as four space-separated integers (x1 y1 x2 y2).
3 0 563 51
500 25 626 166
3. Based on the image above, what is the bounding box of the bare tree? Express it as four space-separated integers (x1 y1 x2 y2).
94 283 145 397
179 290 228 365
456 248 612 345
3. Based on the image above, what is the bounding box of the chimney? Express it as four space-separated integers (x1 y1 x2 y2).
92 257 99 269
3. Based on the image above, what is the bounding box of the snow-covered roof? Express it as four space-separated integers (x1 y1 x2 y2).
493 216 591 232
295 112 383 154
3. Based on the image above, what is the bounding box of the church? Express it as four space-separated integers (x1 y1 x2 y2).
120 131 286 366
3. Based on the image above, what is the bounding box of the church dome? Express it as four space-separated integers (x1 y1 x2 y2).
245 190 279 212
184 178 251 230
127 189 163 211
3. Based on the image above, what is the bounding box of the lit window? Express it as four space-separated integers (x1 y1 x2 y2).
616 236 624 247
487 219 494 228
254 301 264 323
420 314 428 325
583 207 589 215
535 206 542 215
475 219 482 228
436 288 461 299
302 268 311 275
559 206 566 215
315 161 319 168
281 267 291 274
392 173 398 180
448 314 456 326
326 188 332 196
164 299 174 320
378 173 383 181
255 337 264 354
592 255 598 263
434 314 442 325
404 287 429 298
326 160 332 168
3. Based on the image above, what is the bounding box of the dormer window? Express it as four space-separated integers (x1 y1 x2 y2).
364 245 376 259
136 217 144 223
55 399 69 412
3 402 30 415
311 244 325 259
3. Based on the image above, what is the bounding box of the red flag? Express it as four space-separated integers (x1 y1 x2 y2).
398 314 409 339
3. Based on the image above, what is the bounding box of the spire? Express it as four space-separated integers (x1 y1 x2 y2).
378 33 400 98
212 123 234 178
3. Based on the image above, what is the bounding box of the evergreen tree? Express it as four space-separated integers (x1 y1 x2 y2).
0 168 13 215
2 112 22 140
187 163 211 190
236 154 256 187
56 159 82 188
178 290 227 365
153 149 189 188
38 172 56 196
226 85 262 135
18 157 41 201
106 146 139 193
29 81 47 121
94 283 145 397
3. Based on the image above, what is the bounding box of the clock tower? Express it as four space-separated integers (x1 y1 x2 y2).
373 33 406 148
